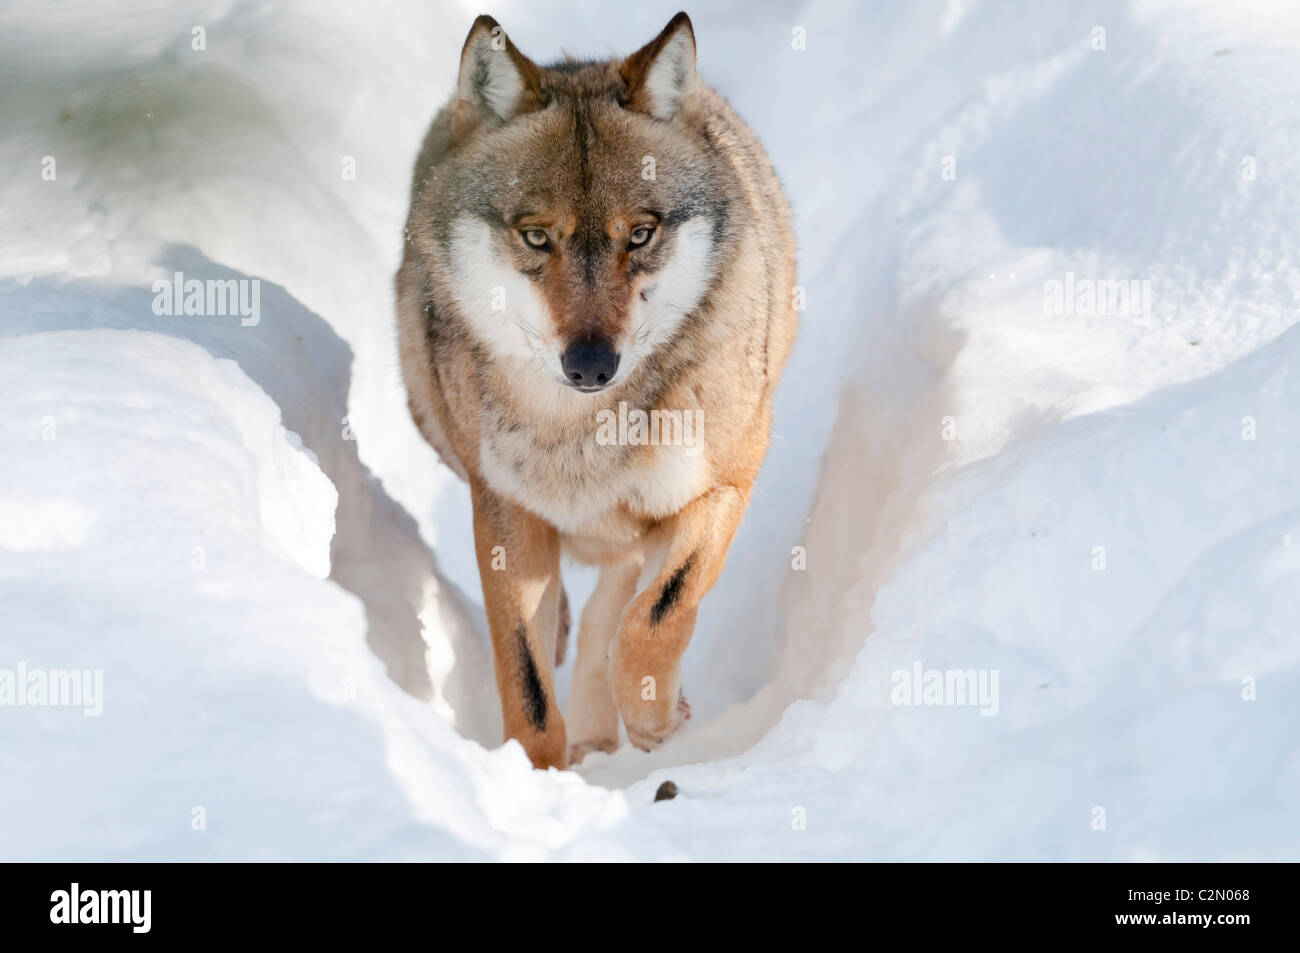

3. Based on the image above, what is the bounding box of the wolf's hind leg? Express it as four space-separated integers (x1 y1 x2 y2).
554 584 570 667
565 556 641 765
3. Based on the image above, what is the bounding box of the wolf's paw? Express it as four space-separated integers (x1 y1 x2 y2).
624 718 680 751
608 624 688 751
567 737 618 765
621 689 690 752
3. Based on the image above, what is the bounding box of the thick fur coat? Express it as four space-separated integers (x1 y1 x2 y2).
395 12 796 767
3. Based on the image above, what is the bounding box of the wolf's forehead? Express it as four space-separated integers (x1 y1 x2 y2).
508 107 650 197
538 58 623 98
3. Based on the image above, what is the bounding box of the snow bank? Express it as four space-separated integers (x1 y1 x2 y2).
1 0 1296 859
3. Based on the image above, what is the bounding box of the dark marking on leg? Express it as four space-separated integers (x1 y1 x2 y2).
649 554 695 626
515 621 547 730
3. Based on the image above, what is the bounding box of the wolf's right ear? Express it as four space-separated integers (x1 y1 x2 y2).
454 15 542 130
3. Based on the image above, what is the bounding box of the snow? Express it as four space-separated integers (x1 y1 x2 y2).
1 0 1297 860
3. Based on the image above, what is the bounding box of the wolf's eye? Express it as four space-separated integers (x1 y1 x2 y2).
629 226 654 248
522 228 550 250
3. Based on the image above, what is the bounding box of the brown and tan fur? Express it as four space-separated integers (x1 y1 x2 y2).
395 12 796 769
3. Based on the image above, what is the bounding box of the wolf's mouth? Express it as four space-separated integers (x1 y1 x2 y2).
567 380 616 394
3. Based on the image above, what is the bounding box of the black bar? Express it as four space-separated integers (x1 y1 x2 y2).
2 862 1286 940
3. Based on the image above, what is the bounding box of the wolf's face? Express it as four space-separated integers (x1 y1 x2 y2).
426 14 730 394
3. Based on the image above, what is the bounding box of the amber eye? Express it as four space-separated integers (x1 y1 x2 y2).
629 226 654 248
522 228 549 249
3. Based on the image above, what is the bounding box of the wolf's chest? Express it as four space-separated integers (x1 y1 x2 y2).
479 422 708 539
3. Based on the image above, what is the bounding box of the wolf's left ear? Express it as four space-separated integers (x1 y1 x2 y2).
620 12 697 120
455 15 543 127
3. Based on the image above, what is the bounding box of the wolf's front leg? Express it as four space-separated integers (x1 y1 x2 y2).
609 485 751 750
470 478 567 769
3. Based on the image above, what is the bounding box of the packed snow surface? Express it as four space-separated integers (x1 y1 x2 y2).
1 0 1297 859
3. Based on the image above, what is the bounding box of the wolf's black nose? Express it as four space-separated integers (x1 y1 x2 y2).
561 338 620 390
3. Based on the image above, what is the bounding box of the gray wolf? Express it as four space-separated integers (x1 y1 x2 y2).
395 11 797 768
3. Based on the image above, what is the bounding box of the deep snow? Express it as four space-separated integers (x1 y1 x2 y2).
0 0 1297 860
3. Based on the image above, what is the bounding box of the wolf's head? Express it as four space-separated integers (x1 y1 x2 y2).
421 13 733 394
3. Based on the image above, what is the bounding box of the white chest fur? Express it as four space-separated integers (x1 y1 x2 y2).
480 421 709 540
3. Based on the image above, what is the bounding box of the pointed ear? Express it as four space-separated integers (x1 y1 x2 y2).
620 12 697 120
455 15 542 126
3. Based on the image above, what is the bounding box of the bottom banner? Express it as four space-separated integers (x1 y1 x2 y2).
0 861 1284 941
